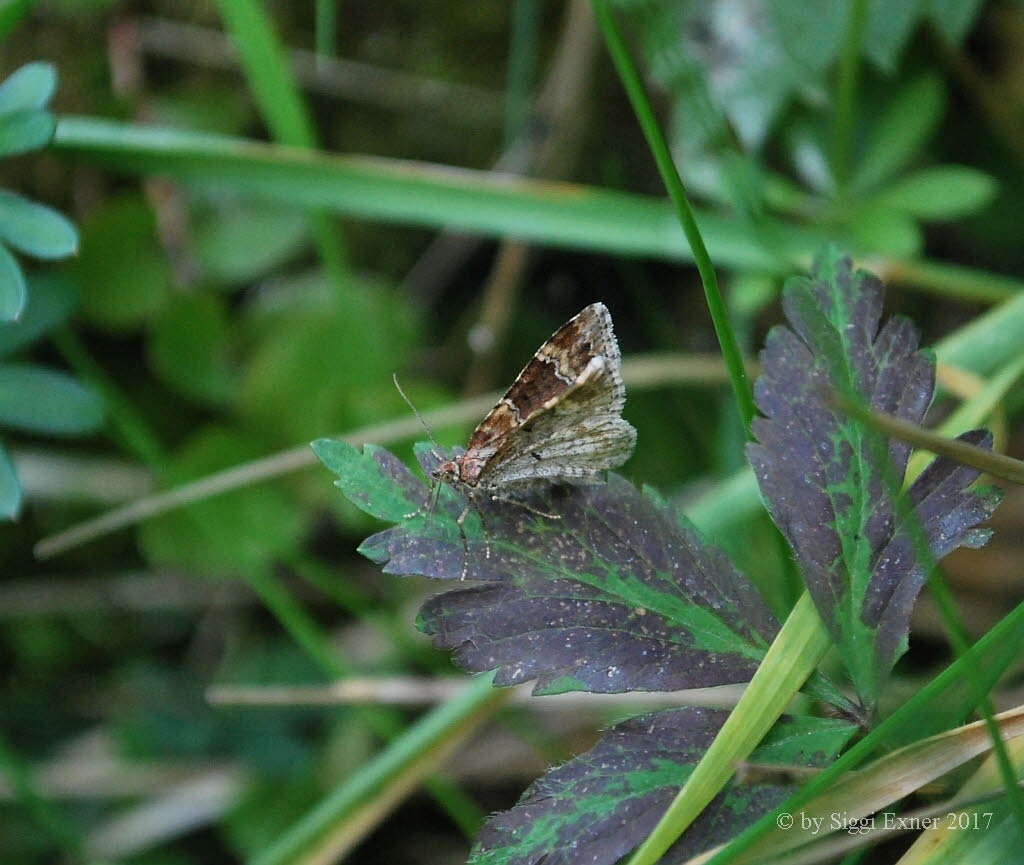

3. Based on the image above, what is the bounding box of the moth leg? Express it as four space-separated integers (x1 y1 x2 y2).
456 503 472 580
491 494 561 521
475 499 492 561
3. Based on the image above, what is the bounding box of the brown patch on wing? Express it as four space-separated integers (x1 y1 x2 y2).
465 306 603 455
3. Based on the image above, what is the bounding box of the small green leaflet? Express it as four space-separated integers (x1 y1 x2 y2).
313 440 780 696
471 709 856 865
747 247 1000 713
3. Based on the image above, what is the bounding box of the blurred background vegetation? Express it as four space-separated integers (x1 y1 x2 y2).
2 0 1023 862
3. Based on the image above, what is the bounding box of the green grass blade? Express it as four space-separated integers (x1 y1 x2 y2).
703 599 1024 865
906 353 1024 482
315 0 336 59
624 592 831 865
592 0 756 435
214 0 348 280
215 0 316 147
0 0 39 41
832 392 1024 485
51 116 1024 303
52 116 787 270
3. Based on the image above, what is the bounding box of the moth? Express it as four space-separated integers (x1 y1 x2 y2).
399 302 636 577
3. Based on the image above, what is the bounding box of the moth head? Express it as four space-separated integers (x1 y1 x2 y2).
432 458 460 485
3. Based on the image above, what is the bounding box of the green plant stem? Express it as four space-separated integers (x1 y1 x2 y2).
251 672 507 865
591 0 756 435
214 0 348 285
625 592 832 865
906 353 1024 482
832 0 869 195
704 600 1024 865
591 0 803 673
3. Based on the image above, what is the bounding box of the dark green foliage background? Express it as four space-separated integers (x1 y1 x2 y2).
2 2 1023 864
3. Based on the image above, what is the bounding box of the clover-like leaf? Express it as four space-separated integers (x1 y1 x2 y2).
0 190 78 259
313 440 780 696
0 63 57 115
0 274 76 358
0 108 54 157
0 363 103 435
747 248 1000 712
471 708 857 865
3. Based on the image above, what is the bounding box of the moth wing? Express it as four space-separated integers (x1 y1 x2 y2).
478 356 636 486
462 303 624 464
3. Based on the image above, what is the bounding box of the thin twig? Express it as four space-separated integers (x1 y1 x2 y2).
831 391 1024 485
134 15 504 126
0 570 260 617
33 353 744 560
206 676 748 709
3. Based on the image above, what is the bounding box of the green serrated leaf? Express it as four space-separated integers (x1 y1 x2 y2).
311 439 423 523
0 190 77 259
854 75 944 191
0 108 54 157
0 440 21 518
318 443 783 696
0 363 103 435
147 292 233 403
747 247 1001 711
874 165 998 219
0 273 75 358
0 243 26 322
0 62 57 115
472 711 856 865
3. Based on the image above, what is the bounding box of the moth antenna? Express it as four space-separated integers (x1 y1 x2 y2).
393 373 444 452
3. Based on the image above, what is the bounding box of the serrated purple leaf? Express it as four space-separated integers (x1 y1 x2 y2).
318 441 781 695
471 708 856 865
746 248 1001 711
415 472 779 694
